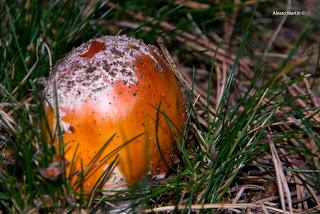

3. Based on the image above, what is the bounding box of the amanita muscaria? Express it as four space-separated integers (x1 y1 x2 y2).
43 35 186 192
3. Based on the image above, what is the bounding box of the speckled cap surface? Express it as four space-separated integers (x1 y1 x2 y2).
44 35 160 109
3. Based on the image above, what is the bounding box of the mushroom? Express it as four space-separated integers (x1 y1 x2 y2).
43 35 186 193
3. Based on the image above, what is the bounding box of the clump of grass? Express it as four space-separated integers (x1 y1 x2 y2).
1 0 319 213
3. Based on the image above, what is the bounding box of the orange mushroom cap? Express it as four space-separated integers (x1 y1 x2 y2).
43 35 186 193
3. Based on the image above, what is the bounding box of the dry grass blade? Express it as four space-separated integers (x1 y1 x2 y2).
301 205 320 214
175 0 210 9
304 76 320 107
157 36 216 116
216 63 227 110
156 37 192 92
267 131 293 214
186 12 208 40
263 0 292 56
232 185 265 203
223 0 241 47
283 75 320 122
144 203 260 213
0 109 16 132
261 203 270 214
263 205 297 214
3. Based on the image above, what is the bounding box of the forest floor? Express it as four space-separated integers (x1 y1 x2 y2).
0 0 319 213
